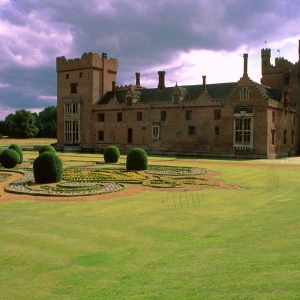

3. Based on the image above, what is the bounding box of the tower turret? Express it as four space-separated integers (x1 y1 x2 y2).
261 48 271 75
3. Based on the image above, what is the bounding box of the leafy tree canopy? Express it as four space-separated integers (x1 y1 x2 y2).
36 106 57 138
5 109 39 138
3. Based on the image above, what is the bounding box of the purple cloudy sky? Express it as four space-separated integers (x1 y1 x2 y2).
0 0 300 120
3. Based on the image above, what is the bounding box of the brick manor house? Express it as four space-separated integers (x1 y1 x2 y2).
56 41 300 158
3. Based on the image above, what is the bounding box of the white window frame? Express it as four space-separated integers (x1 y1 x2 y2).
65 120 80 144
152 125 160 140
233 117 253 149
240 87 249 101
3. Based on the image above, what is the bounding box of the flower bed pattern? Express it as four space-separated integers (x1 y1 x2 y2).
0 162 223 197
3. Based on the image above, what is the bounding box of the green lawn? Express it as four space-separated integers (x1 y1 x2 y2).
1 156 300 299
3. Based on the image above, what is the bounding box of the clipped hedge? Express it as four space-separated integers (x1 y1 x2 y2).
8 144 23 163
39 145 56 155
126 148 148 171
0 149 20 169
33 152 63 184
104 145 120 163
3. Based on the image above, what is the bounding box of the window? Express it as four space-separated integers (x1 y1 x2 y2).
98 113 105 122
283 130 287 144
161 111 166 121
66 74 69 80
127 128 132 143
152 125 160 139
284 73 290 85
240 87 249 101
65 120 79 144
235 118 251 145
214 110 221 120
215 126 219 135
126 97 132 106
272 111 275 123
117 112 122 122
70 83 78 94
79 72 82 79
188 126 196 135
137 112 142 121
186 110 192 120
65 103 78 114
98 131 104 141
294 115 296 126
271 129 275 145
174 95 179 104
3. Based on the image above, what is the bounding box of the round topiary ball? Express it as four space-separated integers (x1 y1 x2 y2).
0 149 20 169
39 145 56 155
104 146 120 163
126 148 148 171
8 144 23 163
33 152 63 184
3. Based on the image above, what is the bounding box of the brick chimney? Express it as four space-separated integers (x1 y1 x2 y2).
158 71 166 90
135 72 140 87
112 81 116 98
243 53 248 76
202 75 206 92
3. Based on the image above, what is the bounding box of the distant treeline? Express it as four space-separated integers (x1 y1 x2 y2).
0 106 57 139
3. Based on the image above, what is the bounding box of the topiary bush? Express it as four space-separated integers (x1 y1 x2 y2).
39 145 56 155
8 144 23 163
33 152 63 184
0 149 20 169
104 145 120 163
126 148 148 171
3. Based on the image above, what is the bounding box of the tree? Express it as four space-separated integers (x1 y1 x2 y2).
104 146 120 163
0 120 9 136
33 152 63 183
5 109 39 138
36 106 57 138
0 149 20 169
126 148 148 171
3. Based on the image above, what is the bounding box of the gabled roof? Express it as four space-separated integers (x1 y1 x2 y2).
96 82 238 105
252 82 282 101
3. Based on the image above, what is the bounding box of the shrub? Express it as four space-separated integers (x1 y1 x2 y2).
126 148 148 171
104 146 120 163
0 149 20 169
8 144 23 163
39 145 56 155
33 152 63 183
0 146 2 154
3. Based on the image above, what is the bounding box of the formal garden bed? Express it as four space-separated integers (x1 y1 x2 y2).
0 159 238 197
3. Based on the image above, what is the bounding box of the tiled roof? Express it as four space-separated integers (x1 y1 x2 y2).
253 82 282 101
95 81 282 105
96 82 238 105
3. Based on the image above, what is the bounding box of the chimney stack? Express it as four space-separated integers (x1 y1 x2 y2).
135 72 140 87
158 71 166 90
202 75 206 92
243 53 248 76
112 81 116 99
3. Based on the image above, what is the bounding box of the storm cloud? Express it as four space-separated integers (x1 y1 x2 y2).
0 0 300 119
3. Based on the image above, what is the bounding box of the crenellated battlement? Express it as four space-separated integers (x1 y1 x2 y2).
56 52 118 72
274 57 294 67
